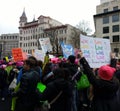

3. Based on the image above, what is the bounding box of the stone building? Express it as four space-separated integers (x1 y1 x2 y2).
19 10 63 54
18 10 80 55
94 0 120 55
0 33 19 59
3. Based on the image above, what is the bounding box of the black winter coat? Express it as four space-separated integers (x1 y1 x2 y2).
38 78 74 111
0 69 8 89
14 69 40 111
80 57 120 111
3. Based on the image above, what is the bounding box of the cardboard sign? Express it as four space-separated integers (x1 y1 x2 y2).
12 48 27 62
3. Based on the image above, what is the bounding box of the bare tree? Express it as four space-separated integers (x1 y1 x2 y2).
44 28 60 55
69 27 80 49
76 20 92 35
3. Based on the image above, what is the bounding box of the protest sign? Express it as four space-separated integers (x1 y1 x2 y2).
39 38 52 53
80 34 111 68
34 49 45 62
61 42 74 58
12 48 27 62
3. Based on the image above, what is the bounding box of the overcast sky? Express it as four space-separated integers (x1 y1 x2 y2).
0 0 100 35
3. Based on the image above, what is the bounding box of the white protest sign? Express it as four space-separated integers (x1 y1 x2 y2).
80 34 111 68
39 38 52 53
34 49 45 62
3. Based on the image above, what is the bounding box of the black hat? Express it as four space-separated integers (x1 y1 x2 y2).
67 55 75 63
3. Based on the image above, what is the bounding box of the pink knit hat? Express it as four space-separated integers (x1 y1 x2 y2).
0 64 7 69
98 65 116 80
16 61 24 67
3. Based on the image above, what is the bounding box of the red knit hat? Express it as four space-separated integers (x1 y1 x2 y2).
98 65 116 80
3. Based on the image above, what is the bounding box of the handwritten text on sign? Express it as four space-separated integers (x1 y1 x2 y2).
80 34 111 68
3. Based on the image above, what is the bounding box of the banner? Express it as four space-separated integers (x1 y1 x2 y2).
61 42 74 58
80 34 111 68
39 38 52 53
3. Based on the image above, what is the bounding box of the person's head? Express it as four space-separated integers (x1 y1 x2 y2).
7 61 13 66
98 65 116 81
0 64 7 70
46 51 49 55
67 55 76 64
28 56 38 66
23 58 37 70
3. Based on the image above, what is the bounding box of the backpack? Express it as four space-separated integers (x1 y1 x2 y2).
76 72 90 90
72 69 90 90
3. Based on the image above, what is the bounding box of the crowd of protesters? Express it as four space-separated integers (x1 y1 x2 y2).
0 51 120 111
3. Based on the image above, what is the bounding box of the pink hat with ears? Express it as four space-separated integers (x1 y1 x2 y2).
8 62 14 66
16 61 24 67
0 64 7 69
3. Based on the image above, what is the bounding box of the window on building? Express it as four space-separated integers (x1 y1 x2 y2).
64 29 67 33
113 6 118 11
40 18 44 23
64 38 66 43
20 30 22 34
20 37 22 41
60 30 63 34
112 25 119 32
112 14 119 22
112 35 119 42
103 36 109 39
114 48 119 53
104 8 108 13
33 42 34 46
103 16 109 24
103 27 109 33
28 43 30 47
20 43 22 47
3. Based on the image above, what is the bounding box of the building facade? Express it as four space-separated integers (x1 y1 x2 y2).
19 10 63 54
19 10 80 55
0 33 19 59
94 0 120 55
